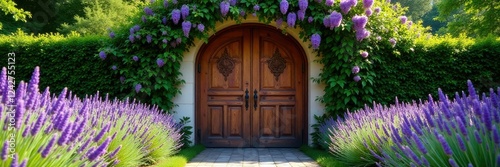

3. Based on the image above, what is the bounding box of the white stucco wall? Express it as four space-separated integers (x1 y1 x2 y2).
172 15 326 146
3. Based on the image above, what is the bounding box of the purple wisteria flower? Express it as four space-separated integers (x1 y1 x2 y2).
352 66 360 74
141 15 147 23
162 16 167 25
363 0 373 9
162 38 168 44
197 24 205 32
276 18 283 29
157 58 165 67
135 84 142 93
111 65 117 71
361 51 369 58
171 9 181 24
340 0 352 14
400 16 407 24
311 33 321 49
163 0 168 8
176 37 182 44
353 75 361 82
299 0 308 10
129 35 135 43
365 9 373 16
172 0 177 4
287 12 296 27
280 0 289 14
253 4 260 11
182 21 191 37
240 9 245 16
109 32 115 38
297 9 305 21
146 34 152 43
389 38 397 47
181 5 190 19
220 1 230 17
144 7 154 16
133 55 139 62
119 76 125 83
133 25 140 32
308 16 313 23
374 7 381 14
325 0 334 6
229 0 237 6
99 51 106 60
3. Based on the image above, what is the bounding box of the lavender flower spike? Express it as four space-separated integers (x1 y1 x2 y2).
0 67 6 95
41 135 57 158
15 82 26 129
31 112 46 136
93 123 109 142
109 145 122 158
437 134 453 156
26 66 40 109
1 141 8 160
10 154 18 167
58 123 73 146
88 137 112 161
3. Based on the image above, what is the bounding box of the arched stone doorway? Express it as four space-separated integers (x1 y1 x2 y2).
196 24 308 147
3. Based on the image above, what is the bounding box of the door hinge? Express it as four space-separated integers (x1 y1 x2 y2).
197 64 201 73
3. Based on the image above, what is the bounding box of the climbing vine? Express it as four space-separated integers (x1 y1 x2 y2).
99 0 426 114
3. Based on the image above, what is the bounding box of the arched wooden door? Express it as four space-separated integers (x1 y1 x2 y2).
196 24 306 147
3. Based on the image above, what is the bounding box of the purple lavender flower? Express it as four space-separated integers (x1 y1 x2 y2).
311 33 321 49
99 51 106 60
389 38 396 47
363 0 373 9
374 7 381 14
87 137 111 161
157 58 165 67
162 16 167 25
197 24 205 32
41 135 57 158
365 8 373 16
352 66 360 74
449 158 459 167
15 83 26 129
253 4 260 11
135 84 142 93
280 0 289 14
141 15 147 23
287 12 296 27
163 0 168 8
109 32 115 38
182 21 192 37
31 112 46 136
359 51 368 58
10 154 18 167
109 145 122 158
19 159 26 167
297 9 305 21
329 11 342 29
474 130 482 143
399 16 407 24
299 0 309 10
220 1 230 17
1 141 7 160
456 134 466 151
325 0 334 6
340 0 352 14
129 35 135 43
133 56 139 62
308 16 313 23
181 5 190 19
58 123 72 145
437 134 453 156
93 123 109 142
144 7 154 16
352 15 368 31
353 75 361 82
26 66 39 109
171 9 181 24
493 126 500 145
412 132 427 154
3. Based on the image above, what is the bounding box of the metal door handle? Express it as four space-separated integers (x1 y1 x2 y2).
245 89 249 110
253 89 258 110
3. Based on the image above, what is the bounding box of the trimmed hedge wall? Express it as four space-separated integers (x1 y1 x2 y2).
1 32 498 111
372 36 500 105
0 32 123 98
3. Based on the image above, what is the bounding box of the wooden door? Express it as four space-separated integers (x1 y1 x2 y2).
197 25 305 147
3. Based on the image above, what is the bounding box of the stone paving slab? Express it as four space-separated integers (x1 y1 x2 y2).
185 148 320 167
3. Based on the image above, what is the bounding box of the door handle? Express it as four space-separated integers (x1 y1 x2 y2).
253 89 258 110
245 89 249 110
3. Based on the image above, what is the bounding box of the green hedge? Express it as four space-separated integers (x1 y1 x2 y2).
0 32 123 98
372 36 500 105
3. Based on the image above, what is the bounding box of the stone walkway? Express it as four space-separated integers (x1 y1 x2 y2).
186 148 320 167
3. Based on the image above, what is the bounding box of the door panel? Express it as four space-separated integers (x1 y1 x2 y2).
198 25 304 147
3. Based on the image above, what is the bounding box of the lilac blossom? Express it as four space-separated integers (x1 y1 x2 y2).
220 1 230 17
133 25 141 32
276 18 283 29
340 0 352 14
240 9 245 16
141 15 147 23
129 35 135 43
399 16 407 24
356 29 370 41
363 0 373 9
389 38 397 47
287 12 296 27
280 0 289 14
171 9 181 24
162 38 168 44
135 84 142 93
352 15 368 31
365 8 373 16
229 0 237 6
329 11 342 29
163 0 168 8
311 33 321 49
181 5 190 19
325 0 334 6
182 21 191 37
144 7 154 16
374 7 381 14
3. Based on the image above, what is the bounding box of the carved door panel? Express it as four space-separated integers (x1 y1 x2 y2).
198 25 304 147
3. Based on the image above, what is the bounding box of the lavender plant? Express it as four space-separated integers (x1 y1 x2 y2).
320 81 500 166
0 67 182 167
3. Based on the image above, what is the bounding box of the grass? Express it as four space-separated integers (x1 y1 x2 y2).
300 145 343 167
151 145 206 167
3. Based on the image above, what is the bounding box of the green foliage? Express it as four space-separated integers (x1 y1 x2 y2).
177 117 193 149
152 144 205 167
436 0 500 37
59 0 145 35
372 35 500 105
300 145 343 167
0 0 31 29
392 0 432 20
0 31 123 98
